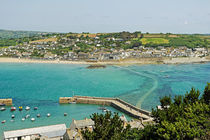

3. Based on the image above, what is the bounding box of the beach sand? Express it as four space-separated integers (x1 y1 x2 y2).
0 57 209 65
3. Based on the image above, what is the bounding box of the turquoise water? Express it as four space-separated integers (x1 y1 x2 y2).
0 63 210 138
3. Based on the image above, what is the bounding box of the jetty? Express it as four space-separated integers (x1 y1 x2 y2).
0 98 12 106
59 96 152 120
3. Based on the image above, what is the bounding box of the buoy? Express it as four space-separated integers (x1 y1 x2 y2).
34 107 38 110
31 118 35 122
64 113 67 116
47 113 51 117
1 120 6 123
11 115 15 118
37 114 41 117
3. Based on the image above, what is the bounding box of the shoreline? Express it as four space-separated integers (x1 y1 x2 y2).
0 57 209 65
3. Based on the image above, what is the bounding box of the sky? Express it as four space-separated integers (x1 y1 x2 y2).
0 0 210 33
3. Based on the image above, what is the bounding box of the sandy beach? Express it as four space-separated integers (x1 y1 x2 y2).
0 57 209 65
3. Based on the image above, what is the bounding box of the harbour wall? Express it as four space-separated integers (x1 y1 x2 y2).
59 96 151 120
0 99 12 105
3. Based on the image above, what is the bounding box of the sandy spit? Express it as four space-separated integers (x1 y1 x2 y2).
0 57 209 65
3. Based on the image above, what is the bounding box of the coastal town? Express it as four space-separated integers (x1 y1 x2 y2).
0 32 210 62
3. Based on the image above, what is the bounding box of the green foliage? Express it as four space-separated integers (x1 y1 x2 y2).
0 29 56 47
83 84 210 140
150 85 210 139
0 29 45 39
168 35 207 48
76 42 92 53
202 83 210 104
160 96 172 108
82 112 131 140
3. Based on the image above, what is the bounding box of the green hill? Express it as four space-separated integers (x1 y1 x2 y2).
0 29 48 39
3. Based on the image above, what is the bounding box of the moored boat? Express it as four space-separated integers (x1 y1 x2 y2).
31 118 35 122
98 107 107 110
34 107 38 110
47 113 51 117
10 107 16 111
22 118 25 121
25 106 30 110
1 120 6 123
0 103 6 106
64 113 67 116
68 101 76 104
11 115 15 118
25 114 30 119
37 114 41 117
0 107 6 111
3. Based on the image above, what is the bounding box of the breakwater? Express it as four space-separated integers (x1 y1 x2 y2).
59 96 152 120
0 98 12 105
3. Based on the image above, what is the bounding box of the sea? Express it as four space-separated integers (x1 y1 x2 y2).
0 62 210 138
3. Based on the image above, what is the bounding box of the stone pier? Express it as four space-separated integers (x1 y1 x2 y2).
59 96 152 120
0 98 13 105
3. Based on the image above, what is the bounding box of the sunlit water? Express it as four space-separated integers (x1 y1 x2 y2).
0 63 209 138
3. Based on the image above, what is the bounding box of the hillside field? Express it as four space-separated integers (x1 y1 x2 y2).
140 38 169 45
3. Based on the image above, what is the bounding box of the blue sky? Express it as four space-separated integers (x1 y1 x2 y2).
0 0 210 33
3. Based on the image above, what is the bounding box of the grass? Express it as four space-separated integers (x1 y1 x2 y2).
29 38 57 43
140 38 169 45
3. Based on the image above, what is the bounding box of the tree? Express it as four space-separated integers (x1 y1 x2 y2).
183 87 200 104
120 31 131 40
82 84 210 140
160 95 172 109
82 112 131 140
202 82 210 104
151 85 210 140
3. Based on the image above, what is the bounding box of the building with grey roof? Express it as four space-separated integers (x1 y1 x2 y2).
3 124 67 140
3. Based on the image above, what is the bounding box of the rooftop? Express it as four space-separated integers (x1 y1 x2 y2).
73 118 94 128
4 124 67 139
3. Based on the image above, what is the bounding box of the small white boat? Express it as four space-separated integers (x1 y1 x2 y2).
0 107 6 111
1 120 6 123
68 101 76 104
25 114 30 119
31 118 35 122
98 107 107 110
10 120 14 122
11 115 15 118
37 114 41 117
47 113 51 117
64 113 67 116
22 118 25 121
25 106 30 110
103 109 110 112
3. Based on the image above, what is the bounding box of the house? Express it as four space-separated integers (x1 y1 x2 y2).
63 118 94 140
70 118 94 131
78 52 89 60
3 124 67 140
